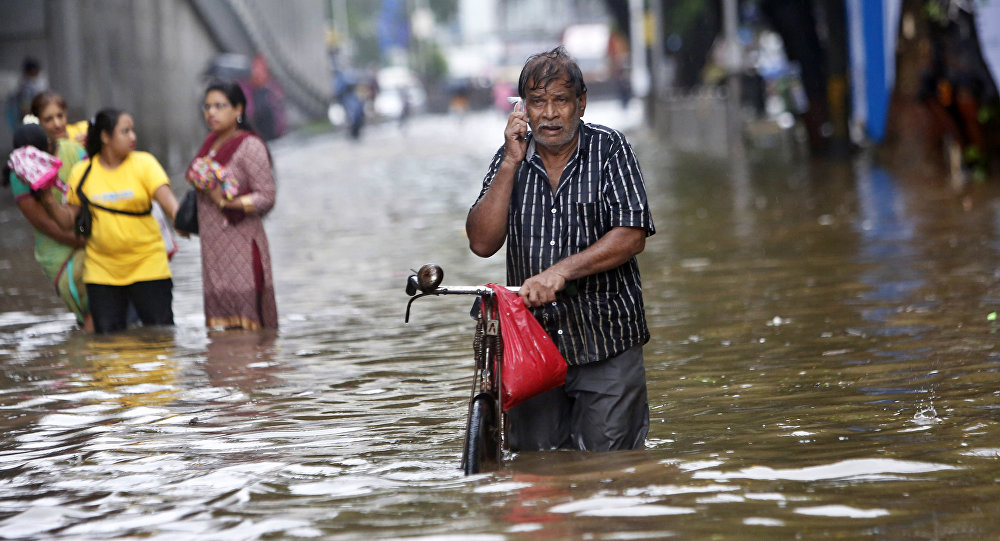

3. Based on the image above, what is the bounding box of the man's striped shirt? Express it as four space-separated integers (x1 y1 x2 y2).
473 122 655 366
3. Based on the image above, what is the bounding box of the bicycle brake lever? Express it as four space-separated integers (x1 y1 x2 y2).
404 294 423 323
404 289 441 323
405 274 420 296
404 298 413 323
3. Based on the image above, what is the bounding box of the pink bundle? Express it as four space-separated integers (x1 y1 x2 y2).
7 146 64 192
186 156 239 199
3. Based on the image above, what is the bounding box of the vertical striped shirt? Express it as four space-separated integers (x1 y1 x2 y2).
473 122 655 366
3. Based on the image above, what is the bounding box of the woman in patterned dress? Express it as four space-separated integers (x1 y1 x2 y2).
186 80 278 330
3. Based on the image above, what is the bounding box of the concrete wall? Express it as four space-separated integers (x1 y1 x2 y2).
1 0 331 175
231 0 331 118
0 0 52 158
52 0 219 174
1 0 218 174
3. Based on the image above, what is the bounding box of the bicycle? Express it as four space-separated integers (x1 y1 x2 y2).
404 264 517 475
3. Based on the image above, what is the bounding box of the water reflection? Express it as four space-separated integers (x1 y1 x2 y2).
0 102 999 538
203 330 281 392
854 159 923 324
81 331 180 407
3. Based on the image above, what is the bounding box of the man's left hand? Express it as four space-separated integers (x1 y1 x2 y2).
519 269 567 307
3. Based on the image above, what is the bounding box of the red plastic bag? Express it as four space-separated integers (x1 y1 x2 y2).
487 283 567 410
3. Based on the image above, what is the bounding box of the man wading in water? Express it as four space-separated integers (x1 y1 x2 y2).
466 47 656 451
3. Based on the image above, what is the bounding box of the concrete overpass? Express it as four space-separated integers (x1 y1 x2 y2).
1 0 331 174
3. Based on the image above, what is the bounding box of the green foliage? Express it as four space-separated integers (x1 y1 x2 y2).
333 1 382 66
426 0 458 22
924 0 949 26
924 0 991 26
979 105 997 124
667 0 710 35
329 0 458 70
413 40 448 82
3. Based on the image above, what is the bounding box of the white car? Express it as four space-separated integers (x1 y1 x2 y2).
373 67 426 119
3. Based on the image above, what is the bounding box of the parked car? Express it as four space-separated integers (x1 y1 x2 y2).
373 66 426 120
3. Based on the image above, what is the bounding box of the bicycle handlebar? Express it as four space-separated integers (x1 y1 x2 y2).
418 285 520 296
405 265 529 322
404 284 520 323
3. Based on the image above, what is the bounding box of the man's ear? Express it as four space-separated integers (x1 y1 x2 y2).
578 91 587 116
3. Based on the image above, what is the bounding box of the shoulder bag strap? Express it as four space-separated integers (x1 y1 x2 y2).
76 158 152 216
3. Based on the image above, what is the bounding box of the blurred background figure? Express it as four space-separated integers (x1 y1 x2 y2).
608 29 632 109
243 54 287 141
447 77 472 121
917 0 995 183
492 79 516 116
5 57 47 130
332 66 365 139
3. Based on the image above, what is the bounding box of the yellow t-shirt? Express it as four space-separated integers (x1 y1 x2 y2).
66 151 172 286
66 120 89 143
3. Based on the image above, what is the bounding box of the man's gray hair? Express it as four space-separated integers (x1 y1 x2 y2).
518 46 588 98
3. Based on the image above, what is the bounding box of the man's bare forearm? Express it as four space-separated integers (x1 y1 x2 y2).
466 159 519 257
518 226 646 307
549 226 646 281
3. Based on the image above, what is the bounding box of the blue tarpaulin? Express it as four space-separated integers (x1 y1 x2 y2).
377 0 410 53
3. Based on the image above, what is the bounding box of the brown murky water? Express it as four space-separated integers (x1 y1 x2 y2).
1 102 999 540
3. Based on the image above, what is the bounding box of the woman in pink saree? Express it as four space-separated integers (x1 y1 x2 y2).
185 80 278 329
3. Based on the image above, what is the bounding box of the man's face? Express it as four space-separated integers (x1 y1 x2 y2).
524 77 586 150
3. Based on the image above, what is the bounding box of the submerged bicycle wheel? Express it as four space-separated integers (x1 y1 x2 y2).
464 394 499 475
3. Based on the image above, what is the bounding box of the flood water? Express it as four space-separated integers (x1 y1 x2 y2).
1 101 999 540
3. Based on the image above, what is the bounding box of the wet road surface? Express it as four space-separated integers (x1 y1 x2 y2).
1 101 1000 539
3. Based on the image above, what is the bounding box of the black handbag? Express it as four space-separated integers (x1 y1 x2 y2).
74 201 93 237
74 160 94 237
175 190 198 235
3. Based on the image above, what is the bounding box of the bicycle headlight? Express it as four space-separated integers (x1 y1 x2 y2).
417 264 444 292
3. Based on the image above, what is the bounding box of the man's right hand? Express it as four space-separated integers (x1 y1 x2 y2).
519 268 568 307
467 102 526 258
503 102 528 164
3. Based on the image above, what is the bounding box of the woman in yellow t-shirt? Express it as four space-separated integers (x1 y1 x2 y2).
46 108 180 333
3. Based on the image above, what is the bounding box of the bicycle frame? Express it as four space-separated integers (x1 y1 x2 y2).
404 273 519 474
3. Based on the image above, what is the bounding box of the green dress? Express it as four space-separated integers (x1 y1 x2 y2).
8 138 88 324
